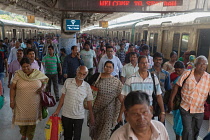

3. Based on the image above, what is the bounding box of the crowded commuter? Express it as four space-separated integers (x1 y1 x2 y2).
23 40 38 60
52 66 95 140
163 51 177 74
119 55 165 123
178 51 190 68
186 55 196 70
38 39 44 60
0 40 8 56
43 38 58 56
116 43 126 65
42 45 62 102
63 45 84 78
98 46 122 77
8 41 20 65
58 48 66 84
80 41 97 81
149 52 171 121
21 39 27 49
89 61 123 140
26 49 44 73
168 61 185 140
3 37 11 56
121 52 139 84
124 44 139 64
169 55 210 140
8 49 23 88
10 57 48 140
110 91 169 140
0 48 8 85
140 45 154 69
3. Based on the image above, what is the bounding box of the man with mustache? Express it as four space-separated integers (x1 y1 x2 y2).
169 55 210 140
53 66 95 140
118 55 165 123
149 52 171 122
111 91 169 140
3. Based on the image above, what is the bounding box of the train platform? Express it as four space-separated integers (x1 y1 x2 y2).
0 78 208 140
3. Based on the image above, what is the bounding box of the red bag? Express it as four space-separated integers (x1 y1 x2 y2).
40 91 56 107
204 102 210 120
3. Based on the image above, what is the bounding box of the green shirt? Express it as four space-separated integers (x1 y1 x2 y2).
42 54 60 74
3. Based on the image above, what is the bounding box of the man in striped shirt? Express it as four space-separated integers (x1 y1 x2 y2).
118 55 165 123
42 45 62 101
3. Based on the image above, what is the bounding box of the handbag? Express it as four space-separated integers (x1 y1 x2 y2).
204 102 210 120
42 106 48 119
173 70 192 110
84 73 101 110
151 73 160 116
40 91 56 107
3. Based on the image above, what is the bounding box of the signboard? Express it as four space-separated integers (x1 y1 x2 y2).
99 21 108 28
64 19 80 32
58 0 190 12
27 15 35 23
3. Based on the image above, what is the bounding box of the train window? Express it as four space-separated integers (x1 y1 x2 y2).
153 33 158 54
172 33 180 54
180 34 189 57
143 30 148 42
126 32 130 42
123 31 125 39
135 33 138 44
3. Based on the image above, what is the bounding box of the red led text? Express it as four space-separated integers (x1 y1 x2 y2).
99 1 177 6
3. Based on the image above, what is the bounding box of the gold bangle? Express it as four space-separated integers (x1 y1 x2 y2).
161 112 166 115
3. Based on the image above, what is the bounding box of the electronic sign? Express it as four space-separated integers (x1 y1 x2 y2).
64 19 80 32
59 0 186 12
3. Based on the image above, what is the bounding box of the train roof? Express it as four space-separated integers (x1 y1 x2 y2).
0 19 60 30
135 12 210 27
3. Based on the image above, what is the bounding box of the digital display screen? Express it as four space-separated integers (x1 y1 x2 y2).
64 19 80 32
59 0 184 12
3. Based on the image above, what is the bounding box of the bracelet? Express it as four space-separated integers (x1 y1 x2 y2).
161 112 166 115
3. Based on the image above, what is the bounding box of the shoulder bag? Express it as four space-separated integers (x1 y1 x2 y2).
84 73 101 110
41 91 56 107
173 70 192 110
151 73 160 116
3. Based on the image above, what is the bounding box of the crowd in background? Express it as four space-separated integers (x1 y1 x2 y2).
0 33 209 140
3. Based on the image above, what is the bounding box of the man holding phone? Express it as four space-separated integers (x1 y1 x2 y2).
63 45 84 78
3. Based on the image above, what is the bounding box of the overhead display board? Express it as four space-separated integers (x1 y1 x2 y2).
63 19 80 32
58 0 197 12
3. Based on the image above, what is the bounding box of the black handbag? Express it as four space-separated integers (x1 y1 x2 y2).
173 70 192 110
151 73 160 116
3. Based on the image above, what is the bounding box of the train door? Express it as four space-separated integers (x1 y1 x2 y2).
13 29 16 38
172 33 180 55
197 29 210 71
143 30 148 42
161 30 169 58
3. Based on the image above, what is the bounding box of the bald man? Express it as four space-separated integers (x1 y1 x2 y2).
53 66 95 140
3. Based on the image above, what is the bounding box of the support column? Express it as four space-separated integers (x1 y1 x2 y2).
59 33 76 55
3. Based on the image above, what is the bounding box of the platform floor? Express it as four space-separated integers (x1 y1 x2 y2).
0 78 208 140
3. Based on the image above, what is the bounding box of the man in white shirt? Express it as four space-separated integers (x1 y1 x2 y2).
8 41 20 65
121 52 139 84
98 46 122 77
110 91 169 140
53 66 95 140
